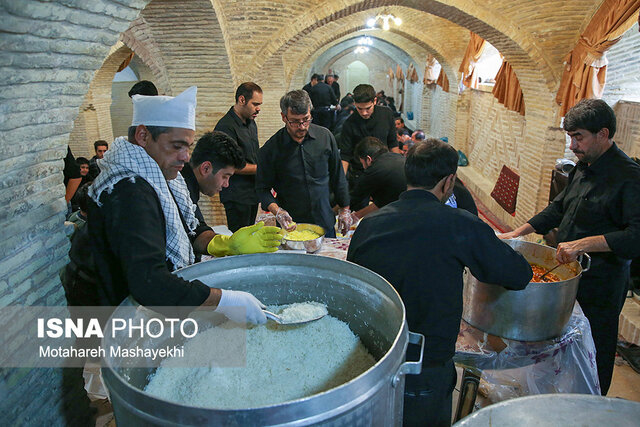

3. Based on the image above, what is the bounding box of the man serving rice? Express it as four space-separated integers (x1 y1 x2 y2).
83 87 281 323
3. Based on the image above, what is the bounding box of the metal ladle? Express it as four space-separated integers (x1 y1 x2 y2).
263 310 327 325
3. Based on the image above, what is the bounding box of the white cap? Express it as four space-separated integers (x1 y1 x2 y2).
131 86 197 130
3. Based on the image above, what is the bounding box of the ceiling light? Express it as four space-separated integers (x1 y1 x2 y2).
366 13 402 31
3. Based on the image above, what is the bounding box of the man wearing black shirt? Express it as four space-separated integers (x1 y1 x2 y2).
83 87 281 323
256 90 352 238
350 137 406 221
308 75 339 130
330 73 341 100
302 73 319 95
348 139 532 427
214 82 263 231
339 84 401 210
501 99 640 395
88 140 108 180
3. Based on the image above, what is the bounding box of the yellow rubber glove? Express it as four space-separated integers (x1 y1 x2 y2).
207 221 284 257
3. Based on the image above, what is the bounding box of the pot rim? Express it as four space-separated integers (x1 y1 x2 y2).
102 254 410 414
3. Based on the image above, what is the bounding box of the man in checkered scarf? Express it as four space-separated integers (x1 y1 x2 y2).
86 86 281 324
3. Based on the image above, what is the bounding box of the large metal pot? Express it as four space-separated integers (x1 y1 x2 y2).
462 240 590 341
102 253 424 426
453 394 640 426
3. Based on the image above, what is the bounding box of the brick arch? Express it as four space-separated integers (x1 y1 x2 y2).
286 26 458 101
252 0 556 94
68 44 136 158
120 15 172 94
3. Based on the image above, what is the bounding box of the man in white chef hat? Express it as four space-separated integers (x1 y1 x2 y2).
84 86 280 323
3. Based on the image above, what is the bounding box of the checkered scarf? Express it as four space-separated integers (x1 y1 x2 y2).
89 137 198 270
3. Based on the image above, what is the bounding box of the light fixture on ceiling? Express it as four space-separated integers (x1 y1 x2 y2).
358 36 373 46
366 13 402 31
354 46 369 54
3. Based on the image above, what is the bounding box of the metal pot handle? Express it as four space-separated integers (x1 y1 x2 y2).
392 331 425 388
579 253 591 273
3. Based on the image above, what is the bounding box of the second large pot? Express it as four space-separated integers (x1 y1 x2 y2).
462 239 590 341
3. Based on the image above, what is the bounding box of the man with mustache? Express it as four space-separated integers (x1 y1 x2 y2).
501 99 640 395
81 87 282 323
214 82 263 231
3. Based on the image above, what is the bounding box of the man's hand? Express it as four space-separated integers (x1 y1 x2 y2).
556 235 609 264
556 241 584 264
208 221 284 257
498 231 519 240
215 289 267 324
275 208 296 231
337 207 353 235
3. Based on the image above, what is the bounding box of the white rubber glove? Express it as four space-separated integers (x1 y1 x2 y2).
337 207 353 235
215 289 267 325
275 207 296 231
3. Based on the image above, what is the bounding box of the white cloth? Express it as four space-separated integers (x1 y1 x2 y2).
131 86 197 130
89 137 198 270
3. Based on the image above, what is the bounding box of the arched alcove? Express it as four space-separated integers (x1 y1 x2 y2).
345 60 371 91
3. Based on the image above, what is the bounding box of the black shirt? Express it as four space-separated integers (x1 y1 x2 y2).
308 82 338 109
256 124 350 237
339 105 398 171
351 152 406 209
331 81 341 100
63 147 81 186
214 107 259 204
87 178 211 307
180 164 213 234
528 143 640 307
302 82 313 95
347 190 532 363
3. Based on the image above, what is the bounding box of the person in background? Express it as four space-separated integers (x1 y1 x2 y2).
63 146 82 215
256 90 352 238
350 137 406 221
348 138 532 427
340 84 401 210
88 140 108 180
76 156 90 180
302 73 320 95
67 182 92 242
500 98 640 395
70 157 91 212
214 82 263 231
308 73 339 130
333 96 355 138
128 80 158 97
395 117 413 135
83 86 281 323
331 73 341 100
397 128 412 154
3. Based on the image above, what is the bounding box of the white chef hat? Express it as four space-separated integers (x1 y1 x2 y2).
131 86 197 130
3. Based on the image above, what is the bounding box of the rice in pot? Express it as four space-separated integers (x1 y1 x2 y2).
144 304 376 408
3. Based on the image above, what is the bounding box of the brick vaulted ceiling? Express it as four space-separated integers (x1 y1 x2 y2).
210 0 605 96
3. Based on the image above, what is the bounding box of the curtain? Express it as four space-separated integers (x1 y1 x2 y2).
492 60 525 115
458 31 486 89
424 54 439 85
117 52 135 73
556 0 640 116
436 69 450 92
396 64 404 81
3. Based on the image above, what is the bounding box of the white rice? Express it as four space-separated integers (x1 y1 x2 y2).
144 305 376 409
276 301 328 323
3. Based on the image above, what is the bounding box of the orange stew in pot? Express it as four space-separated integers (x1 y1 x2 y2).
530 263 561 283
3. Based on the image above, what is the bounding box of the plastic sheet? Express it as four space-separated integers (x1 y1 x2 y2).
454 303 600 402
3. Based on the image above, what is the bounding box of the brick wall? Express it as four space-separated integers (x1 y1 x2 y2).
0 1 147 424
